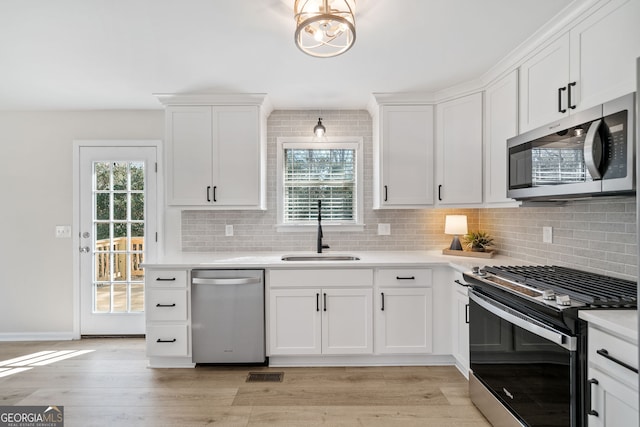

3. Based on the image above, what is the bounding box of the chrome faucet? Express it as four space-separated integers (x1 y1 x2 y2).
317 200 330 253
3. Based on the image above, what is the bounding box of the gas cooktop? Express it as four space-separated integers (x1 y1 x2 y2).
469 265 637 309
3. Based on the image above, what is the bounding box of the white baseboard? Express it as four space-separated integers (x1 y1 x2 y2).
0 332 77 342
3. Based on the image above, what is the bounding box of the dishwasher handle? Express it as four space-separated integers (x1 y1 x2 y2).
192 277 262 286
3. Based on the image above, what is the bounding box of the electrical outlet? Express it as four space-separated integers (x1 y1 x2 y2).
55 225 71 238
542 226 553 243
225 225 234 237
377 223 391 235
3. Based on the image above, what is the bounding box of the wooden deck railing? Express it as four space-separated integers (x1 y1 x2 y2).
95 237 144 282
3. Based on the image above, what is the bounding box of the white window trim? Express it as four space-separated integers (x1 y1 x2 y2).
276 136 365 232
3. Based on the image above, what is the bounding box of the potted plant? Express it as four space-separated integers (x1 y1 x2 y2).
464 231 494 252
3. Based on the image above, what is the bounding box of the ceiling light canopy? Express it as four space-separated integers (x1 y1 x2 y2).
294 0 356 58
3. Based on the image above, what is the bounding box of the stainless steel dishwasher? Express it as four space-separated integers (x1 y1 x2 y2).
191 269 266 364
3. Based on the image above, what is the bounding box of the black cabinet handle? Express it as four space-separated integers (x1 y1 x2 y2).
596 349 639 373
316 293 320 312
156 303 176 308
213 186 217 202
568 82 577 110
381 292 385 311
465 304 469 324
384 185 388 202
438 185 443 201
207 186 211 202
454 279 471 287
587 378 599 417
156 338 177 343
155 277 176 282
323 293 327 312
558 86 567 113
396 276 415 280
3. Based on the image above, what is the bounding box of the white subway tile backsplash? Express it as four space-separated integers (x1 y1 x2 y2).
180 109 637 281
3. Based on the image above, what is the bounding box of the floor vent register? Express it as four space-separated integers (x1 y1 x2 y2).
246 372 284 383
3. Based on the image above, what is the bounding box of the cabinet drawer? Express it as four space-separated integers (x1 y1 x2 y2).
147 289 188 321
269 269 373 288
589 326 638 387
146 325 189 357
147 270 188 288
376 268 432 287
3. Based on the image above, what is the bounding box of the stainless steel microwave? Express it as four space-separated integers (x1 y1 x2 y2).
507 93 635 201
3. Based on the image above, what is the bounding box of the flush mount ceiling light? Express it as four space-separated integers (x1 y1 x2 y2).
313 117 326 137
294 0 356 58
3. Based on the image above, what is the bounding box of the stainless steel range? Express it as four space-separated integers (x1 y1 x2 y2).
463 265 637 427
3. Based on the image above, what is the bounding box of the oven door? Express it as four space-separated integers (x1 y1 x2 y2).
469 290 582 427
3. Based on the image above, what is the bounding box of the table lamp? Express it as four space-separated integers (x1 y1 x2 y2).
445 215 468 251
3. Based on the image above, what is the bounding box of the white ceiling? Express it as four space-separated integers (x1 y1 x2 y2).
0 0 573 110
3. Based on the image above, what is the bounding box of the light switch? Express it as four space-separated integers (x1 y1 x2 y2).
225 225 234 237
542 226 553 243
55 225 72 238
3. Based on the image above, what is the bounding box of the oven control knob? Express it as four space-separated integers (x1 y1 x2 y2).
556 295 571 306
542 290 556 300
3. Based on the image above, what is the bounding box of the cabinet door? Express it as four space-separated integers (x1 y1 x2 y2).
484 70 519 205
436 92 483 205
519 33 570 132
376 105 434 208
166 106 213 205
569 0 640 111
375 287 433 354
213 106 262 207
322 288 373 354
588 366 639 427
452 288 469 374
269 288 321 355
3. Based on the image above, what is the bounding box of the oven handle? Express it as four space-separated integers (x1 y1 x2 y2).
469 291 577 351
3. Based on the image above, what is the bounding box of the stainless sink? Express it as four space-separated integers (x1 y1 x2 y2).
281 254 360 261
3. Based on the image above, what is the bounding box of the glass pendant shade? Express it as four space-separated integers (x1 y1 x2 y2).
294 0 356 58
313 118 326 137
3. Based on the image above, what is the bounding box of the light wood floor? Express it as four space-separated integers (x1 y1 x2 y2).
0 338 491 426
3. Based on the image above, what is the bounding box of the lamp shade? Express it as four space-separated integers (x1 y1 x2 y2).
444 215 468 235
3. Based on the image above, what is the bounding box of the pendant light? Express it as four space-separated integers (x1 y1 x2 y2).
294 0 356 58
313 118 326 137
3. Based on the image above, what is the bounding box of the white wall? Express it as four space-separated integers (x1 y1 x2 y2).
0 111 163 337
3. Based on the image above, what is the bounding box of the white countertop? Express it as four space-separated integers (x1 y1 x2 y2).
579 310 638 343
142 250 522 271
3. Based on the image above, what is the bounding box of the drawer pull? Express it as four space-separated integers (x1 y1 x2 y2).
396 276 415 280
381 292 385 311
596 348 639 373
156 277 176 282
156 338 177 343
156 303 176 308
587 378 599 417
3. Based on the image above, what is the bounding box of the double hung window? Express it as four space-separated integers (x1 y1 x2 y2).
277 138 363 230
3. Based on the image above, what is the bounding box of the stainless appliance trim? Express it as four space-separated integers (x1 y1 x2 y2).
469 290 577 351
192 277 261 286
469 372 525 427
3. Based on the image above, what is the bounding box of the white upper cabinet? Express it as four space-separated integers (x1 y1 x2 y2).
519 0 640 133
569 0 640 110
484 70 520 206
371 102 435 209
159 94 269 209
436 92 483 206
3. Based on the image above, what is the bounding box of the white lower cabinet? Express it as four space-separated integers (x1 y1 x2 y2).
581 312 639 427
451 272 469 376
144 269 193 367
268 269 374 356
374 268 433 354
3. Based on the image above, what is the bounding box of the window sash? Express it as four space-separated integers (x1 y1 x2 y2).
283 146 357 224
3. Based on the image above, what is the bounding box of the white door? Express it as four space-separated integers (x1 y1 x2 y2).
322 288 373 354
268 288 322 355
78 145 157 335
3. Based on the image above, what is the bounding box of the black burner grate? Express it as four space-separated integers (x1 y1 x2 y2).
483 265 637 307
